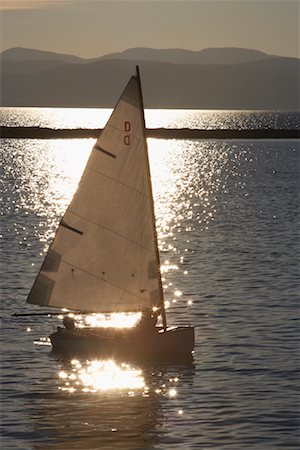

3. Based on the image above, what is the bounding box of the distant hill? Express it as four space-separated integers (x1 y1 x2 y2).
1 47 84 63
98 47 276 65
1 47 299 109
0 47 87 76
1 46 275 65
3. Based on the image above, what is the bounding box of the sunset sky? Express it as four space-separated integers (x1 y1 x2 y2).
1 0 299 58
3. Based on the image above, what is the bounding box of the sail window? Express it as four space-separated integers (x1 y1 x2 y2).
29 274 55 306
148 260 157 279
42 250 61 272
150 289 160 306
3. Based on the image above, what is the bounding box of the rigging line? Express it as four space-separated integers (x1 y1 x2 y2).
62 259 146 302
64 209 153 253
86 164 148 199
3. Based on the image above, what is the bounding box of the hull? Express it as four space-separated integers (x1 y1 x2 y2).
50 326 195 363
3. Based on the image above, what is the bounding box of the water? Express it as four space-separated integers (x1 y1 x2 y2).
1 107 299 130
1 109 299 449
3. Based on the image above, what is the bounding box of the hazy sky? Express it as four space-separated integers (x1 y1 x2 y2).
1 0 299 58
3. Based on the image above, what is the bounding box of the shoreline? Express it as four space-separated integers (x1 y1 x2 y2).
1 126 299 140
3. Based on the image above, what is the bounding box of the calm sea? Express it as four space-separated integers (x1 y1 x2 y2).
1 108 299 450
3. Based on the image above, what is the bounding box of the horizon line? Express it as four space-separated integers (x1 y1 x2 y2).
1 45 298 60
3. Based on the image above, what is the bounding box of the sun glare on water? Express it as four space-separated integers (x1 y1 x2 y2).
59 359 145 393
57 359 182 402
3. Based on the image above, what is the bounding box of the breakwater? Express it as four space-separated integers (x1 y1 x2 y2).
1 126 299 140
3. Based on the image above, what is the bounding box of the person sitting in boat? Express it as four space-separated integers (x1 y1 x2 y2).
134 309 158 334
63 316 75 330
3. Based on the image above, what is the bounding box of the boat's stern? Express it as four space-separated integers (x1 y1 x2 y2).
49 325 195 363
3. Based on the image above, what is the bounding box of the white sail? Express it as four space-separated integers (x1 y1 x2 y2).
27 69 164 313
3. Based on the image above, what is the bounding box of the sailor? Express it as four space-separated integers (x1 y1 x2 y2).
63 316 75 330
135 309 158 334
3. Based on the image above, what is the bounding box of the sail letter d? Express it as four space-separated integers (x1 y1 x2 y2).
124 121 131 145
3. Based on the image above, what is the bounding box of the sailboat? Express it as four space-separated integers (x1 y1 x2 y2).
27 67 195 362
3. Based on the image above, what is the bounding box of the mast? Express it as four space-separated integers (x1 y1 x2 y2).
135 66 167 330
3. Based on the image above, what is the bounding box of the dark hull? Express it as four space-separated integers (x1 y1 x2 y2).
50 326 195 363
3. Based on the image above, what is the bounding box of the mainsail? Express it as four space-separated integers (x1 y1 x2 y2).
27 68 165 317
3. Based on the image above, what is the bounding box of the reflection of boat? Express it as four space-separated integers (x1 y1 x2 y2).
27 67 194 362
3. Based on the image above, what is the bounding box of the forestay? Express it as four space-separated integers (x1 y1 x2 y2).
27 69 164 313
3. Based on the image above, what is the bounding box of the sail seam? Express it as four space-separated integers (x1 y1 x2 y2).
66 209 154 253
86 165 148 199
62 259 147 302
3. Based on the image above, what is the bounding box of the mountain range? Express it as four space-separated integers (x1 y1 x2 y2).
1 47 299 109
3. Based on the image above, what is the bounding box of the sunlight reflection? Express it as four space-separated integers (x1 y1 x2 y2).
168 388 177 398
58 359 145 393
81 312 141 329
161 261 179 273
57 359 185 403
58 312 141 328
145 137 234 319
4 107 112 129
147 138 230 246
40 139 92 216
21 139 91 214
11 139 92 248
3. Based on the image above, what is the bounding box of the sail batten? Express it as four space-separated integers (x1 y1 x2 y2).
94 144 116 159
27 69 165 318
